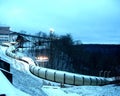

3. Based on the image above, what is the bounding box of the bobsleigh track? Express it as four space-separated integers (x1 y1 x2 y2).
5 44 116 86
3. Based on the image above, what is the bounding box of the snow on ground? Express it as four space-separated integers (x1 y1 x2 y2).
41 83 120 96
0 71 30 96
0 45 47 96
0 45 120 96
10 66 47 96
42 86 80 96
62 85 120 96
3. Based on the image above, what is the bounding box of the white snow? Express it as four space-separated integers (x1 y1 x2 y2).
62 85 120 96
42 86 80 96
0 71 30 96
0 44 120 96
0 45 47 96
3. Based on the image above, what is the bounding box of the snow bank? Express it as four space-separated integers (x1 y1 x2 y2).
0 71 30 96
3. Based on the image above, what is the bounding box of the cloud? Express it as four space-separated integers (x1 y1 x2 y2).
0 0 120 44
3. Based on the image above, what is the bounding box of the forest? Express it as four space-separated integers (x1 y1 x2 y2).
49 34 120 77
16 32 120 77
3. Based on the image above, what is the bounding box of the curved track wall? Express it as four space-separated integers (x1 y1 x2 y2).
5 45 114 86
29 65 112 86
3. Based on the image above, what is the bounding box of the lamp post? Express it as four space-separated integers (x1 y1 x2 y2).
49 28 54 34
49 28 54 66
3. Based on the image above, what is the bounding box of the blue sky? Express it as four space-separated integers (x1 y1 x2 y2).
0 0 120 44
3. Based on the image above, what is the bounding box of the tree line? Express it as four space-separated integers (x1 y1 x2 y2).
16 32 120 77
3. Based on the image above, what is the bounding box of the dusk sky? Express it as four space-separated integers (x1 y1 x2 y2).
0 0 120 44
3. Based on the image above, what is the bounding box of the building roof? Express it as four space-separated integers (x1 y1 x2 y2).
0 26 10 31
0 26 10 35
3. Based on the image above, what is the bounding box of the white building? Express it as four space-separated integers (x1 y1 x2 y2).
0 27 10 44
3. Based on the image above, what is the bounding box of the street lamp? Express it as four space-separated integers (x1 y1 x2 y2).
49 28 54 34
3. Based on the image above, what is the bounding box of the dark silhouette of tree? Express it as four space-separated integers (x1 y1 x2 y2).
16 35 25 48
47 34 74 71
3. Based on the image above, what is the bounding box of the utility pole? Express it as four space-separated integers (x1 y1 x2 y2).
49 28 54 68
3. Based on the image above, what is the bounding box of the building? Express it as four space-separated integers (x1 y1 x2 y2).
0 26 10 44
